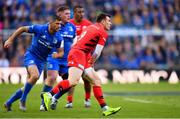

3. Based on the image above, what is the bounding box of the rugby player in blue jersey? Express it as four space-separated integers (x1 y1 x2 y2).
4 15 64 112
40 5 76 111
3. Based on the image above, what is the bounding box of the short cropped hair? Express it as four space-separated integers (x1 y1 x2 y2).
96 13 111 23
73 5 83 12
54 14 61 21
57 5 70 12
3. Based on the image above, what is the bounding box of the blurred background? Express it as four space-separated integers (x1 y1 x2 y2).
0 1 180 117
0 0 179 70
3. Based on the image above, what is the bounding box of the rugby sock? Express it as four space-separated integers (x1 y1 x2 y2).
67 95 73 103
54 87 71 100
42 85 52 92
6 89 23 106
50 80 70 96
41 85 52 104
20 82 33 103
93 86 106 108
85 92 91 101
102 105 109 111
84 80 91 101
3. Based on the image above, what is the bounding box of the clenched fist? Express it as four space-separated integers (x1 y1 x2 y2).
4 37 13 48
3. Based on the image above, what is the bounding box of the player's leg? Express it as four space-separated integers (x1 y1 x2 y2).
84 68 121 116
41 49 86 110
40 59 59 111
50 75 69 110
4 68 38 112
65 77 91 108
81 53 93 108
19 65 40 111
40 70 58 111
4 53 42 112
4 87 24 111
43 70 58 93
83 77 91 107
51 64 69 109
41 66 83 111
43 58 59 92
65 86 75 108
19 53 44 111
4 75 30 111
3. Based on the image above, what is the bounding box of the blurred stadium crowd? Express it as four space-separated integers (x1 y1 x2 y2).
0 0 179 70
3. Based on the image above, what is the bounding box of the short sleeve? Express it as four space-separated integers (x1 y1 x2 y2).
28 25 43 34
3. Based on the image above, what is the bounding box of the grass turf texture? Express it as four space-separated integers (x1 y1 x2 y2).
0 82 180 118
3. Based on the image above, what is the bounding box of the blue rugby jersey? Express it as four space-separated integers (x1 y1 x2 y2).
27 24 63 61
48 22 76 61
59 22 76 60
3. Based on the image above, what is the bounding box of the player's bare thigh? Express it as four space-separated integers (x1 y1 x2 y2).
68 67 83 86
83 67 101 86
27 65 39 84
45 70 58 86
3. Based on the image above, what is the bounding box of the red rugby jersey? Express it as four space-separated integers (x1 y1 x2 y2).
72 23 108 54
70 19 92 36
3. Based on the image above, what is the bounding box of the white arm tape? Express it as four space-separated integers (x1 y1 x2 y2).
60 40 64 48
93 44 104 60
72 36 78 46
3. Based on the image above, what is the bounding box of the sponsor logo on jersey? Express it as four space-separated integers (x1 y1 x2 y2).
29 60 34 64
53 37 58 44
48 63 53 69
38 39 52 49
69 26 73 31
63 31 68 35
61 34 74 38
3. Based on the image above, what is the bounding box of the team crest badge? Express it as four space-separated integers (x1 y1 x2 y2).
53 38 58 44
69 26 73 31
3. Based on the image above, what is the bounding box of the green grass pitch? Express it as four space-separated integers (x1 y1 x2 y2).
0 82 180 118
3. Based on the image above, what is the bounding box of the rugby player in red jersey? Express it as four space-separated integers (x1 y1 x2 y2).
70 6 92 36
64 5 93 108
41 13 121 116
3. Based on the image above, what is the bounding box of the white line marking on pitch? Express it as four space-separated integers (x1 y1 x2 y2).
124 98 152 104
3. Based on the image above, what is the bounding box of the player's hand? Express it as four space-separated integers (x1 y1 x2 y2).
52 52 58 58
4 37 13 48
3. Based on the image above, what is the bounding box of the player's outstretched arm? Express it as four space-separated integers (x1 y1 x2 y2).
4 26 29 48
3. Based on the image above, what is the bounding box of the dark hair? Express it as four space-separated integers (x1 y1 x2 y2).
96 13 111 23
54 15 61 21
57 5 70 12
73 5 83 12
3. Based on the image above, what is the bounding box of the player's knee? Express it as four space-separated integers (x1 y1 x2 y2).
69 79 78 86
28 74 39 84
71 81 78 86
45 78 55 86
47 71 58 80
30 74 39 80
47 75 56 81
93 79 101 86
